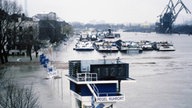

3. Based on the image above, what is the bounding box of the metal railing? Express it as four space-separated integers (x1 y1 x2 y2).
90 84 121 97
76 73 97 81
90 84 99 96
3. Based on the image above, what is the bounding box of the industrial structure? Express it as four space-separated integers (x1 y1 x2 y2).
155 0 191 33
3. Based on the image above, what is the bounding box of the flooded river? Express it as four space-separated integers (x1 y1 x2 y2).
3 32 192 108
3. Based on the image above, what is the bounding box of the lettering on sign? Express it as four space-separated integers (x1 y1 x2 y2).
96 96 125 102
97 97 107 102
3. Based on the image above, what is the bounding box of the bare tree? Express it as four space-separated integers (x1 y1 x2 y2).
0 69 40 108
0 82 40 108
0 0 25 64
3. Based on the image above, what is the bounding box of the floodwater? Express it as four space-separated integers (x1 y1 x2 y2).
3 32 192 108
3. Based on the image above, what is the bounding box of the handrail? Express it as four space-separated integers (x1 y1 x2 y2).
88 83 121 98
87 84 97 98
77 73 97 81
90 84 99 96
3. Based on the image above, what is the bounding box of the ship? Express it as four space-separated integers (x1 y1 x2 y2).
95 41 119 53
74 41 94 51
116 40 143 53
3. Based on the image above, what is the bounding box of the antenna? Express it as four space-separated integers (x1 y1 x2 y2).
116 57 120 64
103 55 106 64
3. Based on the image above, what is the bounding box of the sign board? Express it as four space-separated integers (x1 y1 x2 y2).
96 96 125 102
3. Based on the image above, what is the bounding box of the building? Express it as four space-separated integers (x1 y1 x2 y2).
34 12 57 21
33 12 70 42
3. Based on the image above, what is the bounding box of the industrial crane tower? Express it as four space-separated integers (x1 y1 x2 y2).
155 0 191 33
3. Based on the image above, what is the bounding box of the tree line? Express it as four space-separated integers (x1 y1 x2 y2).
0 0 73 64
0 0 29 64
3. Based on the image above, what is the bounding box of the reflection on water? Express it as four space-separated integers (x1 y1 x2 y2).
4 32 192 108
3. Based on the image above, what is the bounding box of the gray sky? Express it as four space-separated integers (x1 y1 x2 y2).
17 0 192 24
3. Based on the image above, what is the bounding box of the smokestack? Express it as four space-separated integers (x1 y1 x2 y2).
24 0 28 16
0 0 2 8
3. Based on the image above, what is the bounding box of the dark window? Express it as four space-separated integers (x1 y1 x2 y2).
90 64 129 80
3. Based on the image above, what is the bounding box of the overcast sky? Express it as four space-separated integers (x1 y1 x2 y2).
17 0 192 24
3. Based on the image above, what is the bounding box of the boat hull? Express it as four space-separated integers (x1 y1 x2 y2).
74 48 94 51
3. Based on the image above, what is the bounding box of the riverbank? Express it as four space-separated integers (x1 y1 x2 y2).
0 55 68 69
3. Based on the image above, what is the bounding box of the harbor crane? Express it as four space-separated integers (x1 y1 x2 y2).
155 0 191 33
